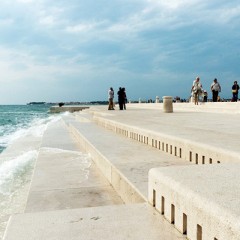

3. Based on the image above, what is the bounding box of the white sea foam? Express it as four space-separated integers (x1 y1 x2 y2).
0 114 62 149
0 126 5 134
0 114 67 195
41 147 91 158
0 150 38 240
0 109 69 239
0 150 38 195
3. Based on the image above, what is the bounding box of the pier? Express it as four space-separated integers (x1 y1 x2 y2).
3 102 240 240
49 105 89 113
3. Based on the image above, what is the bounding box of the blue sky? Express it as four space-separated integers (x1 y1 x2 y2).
0 0 240 104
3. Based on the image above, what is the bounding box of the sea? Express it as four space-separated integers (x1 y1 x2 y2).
0 104 91 239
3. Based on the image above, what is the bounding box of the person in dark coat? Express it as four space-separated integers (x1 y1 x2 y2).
232 81 239 102
122 88 127 110
117 87 124 110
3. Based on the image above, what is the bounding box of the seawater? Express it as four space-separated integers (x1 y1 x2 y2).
0 105 50 153
0 104 51 239
0 105 91 239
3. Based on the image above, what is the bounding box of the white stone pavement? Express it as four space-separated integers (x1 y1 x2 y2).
3 102 240 240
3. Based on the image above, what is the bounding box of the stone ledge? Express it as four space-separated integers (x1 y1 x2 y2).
3 203 186 240
68 122 146 203
50 105 89 113
92 115 240 165
148 164 240 240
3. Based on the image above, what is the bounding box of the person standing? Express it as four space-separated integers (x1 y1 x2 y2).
191 76 202 105
203 90 208 102
210 78 221 102
108 87 115 110
232 81 239 102
117 87 125 110
122 87 127 110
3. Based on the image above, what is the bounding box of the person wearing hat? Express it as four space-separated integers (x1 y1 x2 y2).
210 78 221 102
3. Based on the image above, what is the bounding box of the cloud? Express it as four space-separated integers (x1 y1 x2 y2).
0 0 239 103
65 20 107 33
0 18 14 26
16 0 33 3
38 15 56 26
216 5 240 24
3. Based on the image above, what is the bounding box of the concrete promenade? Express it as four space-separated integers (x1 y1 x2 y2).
3 102 240 240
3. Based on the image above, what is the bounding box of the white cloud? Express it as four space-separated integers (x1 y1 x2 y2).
146 0 200 10
36 6 65 27
38 15 56 26
16 0 33 3
107 23 132 33
0 18 14 26
141 0 240 29
0 0 239 103
66 23 95 33
217 5 240 24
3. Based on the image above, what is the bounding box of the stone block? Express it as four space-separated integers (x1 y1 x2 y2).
149 164 240 240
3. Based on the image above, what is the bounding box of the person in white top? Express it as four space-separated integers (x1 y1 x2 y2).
191 76 202 105
108 87 115 110
210 78 221 102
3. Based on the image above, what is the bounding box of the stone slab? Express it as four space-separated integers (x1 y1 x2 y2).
28 149 92 191
25 119 124 213
40 119 80 151
25 185 123 212
149 164 240 240
4 203 186 240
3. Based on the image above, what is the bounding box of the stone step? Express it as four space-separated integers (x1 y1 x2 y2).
63 113 193 202
25 118 123 213
85 105 240 164
4 203 186 240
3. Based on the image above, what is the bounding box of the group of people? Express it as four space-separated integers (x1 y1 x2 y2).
191 77 239 105
108 87 127 110
109 79 240 108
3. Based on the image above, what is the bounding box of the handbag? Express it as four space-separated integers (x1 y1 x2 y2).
232 89 237 93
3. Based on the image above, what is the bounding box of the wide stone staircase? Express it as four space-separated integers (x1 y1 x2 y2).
4 105 240 240
3 110 189 240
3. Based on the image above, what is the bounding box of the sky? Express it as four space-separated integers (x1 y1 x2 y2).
0 0 240 104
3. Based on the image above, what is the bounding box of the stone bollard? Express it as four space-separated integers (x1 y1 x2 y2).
162 96 173 113
139 98 141 103
155 96 160 103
